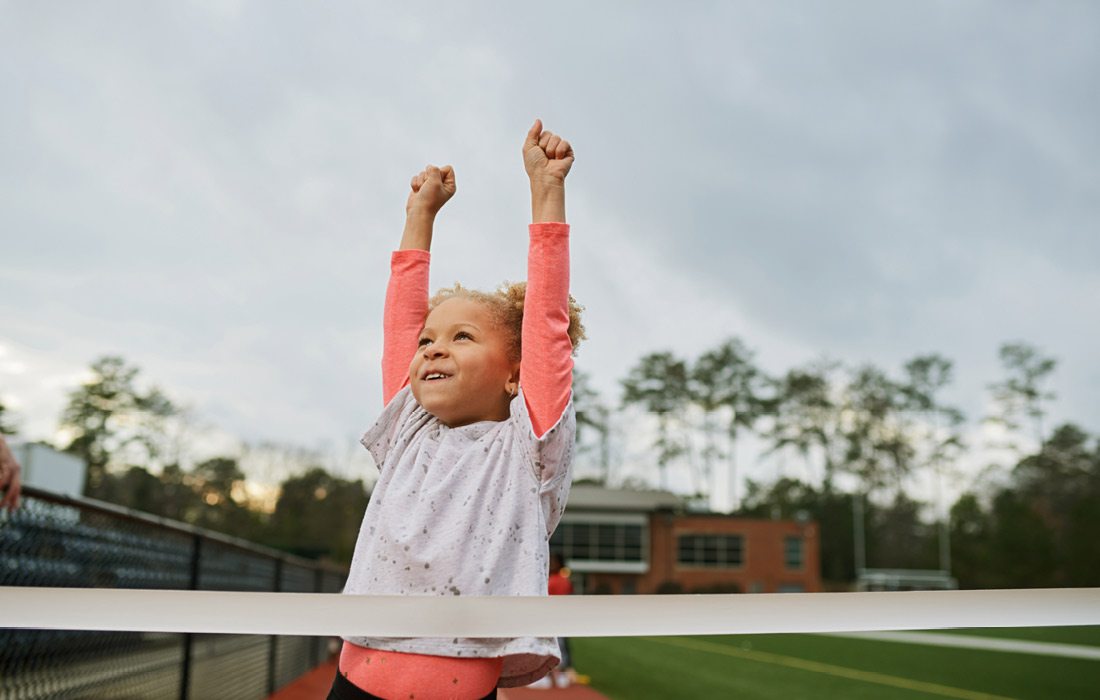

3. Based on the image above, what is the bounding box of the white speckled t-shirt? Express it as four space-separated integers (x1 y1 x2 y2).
342 385 575 688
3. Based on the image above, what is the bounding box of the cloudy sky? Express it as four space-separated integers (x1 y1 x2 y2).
2 1 1097 506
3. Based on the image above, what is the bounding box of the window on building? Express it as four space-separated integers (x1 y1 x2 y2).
569 523 593 560
624 524 643 561
551 520 646 564
676 534 744 568
784 536 803 569
598 523 617 560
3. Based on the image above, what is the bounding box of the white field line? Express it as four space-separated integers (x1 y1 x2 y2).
828 630 1100 660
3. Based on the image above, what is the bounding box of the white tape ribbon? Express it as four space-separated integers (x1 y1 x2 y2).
1 587 1097 637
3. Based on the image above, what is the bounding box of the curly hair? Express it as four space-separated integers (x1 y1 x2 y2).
427 282 586 362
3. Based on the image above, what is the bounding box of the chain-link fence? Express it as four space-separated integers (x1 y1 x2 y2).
0 486 348 700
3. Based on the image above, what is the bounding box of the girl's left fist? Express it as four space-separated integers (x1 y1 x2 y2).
523 119 574 184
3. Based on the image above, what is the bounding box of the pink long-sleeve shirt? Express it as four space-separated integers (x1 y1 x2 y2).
340 223 577 692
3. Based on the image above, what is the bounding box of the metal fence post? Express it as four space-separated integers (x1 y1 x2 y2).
179 533 202 700
267 557 284 697
311 567 324 667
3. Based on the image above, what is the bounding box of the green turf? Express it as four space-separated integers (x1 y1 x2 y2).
572 628 1100 699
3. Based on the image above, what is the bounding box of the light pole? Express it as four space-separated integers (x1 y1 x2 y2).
853 492 866 584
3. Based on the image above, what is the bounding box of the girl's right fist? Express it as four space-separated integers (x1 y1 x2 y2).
406 164 456 217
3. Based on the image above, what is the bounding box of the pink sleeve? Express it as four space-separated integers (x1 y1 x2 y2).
382 249 430 405
522 223 574 438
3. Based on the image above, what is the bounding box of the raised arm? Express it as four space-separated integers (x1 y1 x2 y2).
520 120 575 437
0 435 22 512
381 165 455 405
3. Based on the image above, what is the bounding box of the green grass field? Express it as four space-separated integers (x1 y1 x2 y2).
572 627 1100 699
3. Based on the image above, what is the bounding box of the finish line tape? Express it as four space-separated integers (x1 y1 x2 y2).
1 587 1098 637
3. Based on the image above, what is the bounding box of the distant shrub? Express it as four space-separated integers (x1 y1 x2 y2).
690 582 742 594
655 580 684 594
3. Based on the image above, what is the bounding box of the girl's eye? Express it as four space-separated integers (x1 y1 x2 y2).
455 332 473 341
417 337 432 347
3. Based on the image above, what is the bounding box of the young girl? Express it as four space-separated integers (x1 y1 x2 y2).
329 120 584 700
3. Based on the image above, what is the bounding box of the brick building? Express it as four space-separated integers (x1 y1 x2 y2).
550 485 821 594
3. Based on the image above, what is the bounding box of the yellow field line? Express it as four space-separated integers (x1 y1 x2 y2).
642 636 1016 700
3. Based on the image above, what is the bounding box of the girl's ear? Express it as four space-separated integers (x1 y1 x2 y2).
505 364 521 397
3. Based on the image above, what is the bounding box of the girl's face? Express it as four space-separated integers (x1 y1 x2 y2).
410 297 519 427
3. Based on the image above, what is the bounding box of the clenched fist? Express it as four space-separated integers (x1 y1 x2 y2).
523 120 574 186
406 164 456 217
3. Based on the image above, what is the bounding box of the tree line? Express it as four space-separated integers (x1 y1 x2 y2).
580 341 1056 502
5 356 367 564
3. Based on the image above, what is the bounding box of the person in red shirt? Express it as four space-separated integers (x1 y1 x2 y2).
548 553 574 597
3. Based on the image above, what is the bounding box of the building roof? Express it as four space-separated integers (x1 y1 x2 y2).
566 484 684 512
